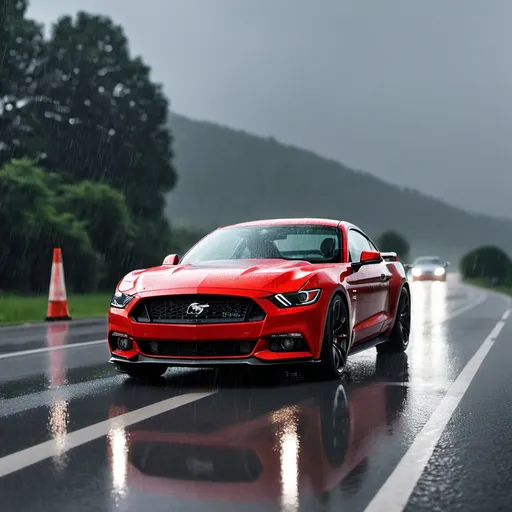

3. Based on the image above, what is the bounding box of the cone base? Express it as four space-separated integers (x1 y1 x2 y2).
45 316 72 322
46 300 71 322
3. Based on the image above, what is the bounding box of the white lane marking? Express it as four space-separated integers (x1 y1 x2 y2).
0 376 121 419
0 390 215 478
364 310 510 512
502 310 510 321
0 339 105 360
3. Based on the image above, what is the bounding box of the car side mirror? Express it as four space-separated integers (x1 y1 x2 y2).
162 254 179 265
404 263 413 270
444 261 451 268
351 250 382 272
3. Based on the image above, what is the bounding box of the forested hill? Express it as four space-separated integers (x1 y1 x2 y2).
166 112 512 263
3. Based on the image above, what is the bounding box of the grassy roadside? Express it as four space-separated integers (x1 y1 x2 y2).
0 293 111 325
465 278 512 297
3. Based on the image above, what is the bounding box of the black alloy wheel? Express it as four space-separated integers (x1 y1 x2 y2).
377 286 411 353
330 297 350 375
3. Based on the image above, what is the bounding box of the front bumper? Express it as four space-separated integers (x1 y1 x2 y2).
107 288 328 366
109 353 320 368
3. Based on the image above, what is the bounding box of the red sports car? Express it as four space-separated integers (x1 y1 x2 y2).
108 218 411 380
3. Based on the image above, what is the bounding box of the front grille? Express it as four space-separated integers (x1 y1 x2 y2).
131 294 265 324
137 339 257 358
129 443 262 482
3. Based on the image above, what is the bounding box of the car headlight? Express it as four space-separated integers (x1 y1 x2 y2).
110 290 135 308
268 288 321 308
411 268 422 277
434 267 445 276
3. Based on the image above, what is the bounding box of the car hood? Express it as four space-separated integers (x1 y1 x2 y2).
118 259 319 294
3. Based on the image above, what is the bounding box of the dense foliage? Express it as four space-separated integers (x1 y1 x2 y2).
0 2 180 292
459 246 512 284
0 0 46 164
376 230 410 261
0 159 101 292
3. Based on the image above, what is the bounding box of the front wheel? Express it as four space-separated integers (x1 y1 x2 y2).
316 294 350 380
377 286 411 353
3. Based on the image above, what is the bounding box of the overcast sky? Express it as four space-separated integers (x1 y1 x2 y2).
27 0 512 219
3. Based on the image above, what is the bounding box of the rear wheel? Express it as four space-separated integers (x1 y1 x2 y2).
377 286 411 353
316 294 350 380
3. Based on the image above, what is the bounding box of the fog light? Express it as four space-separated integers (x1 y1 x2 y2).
118 338 130 350
269 333 305 352
280 338 295 350
111 332 133 351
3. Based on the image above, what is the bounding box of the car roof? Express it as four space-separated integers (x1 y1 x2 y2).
414 256 441 263
221 218 357 229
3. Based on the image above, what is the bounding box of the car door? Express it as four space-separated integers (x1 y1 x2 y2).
366 236 392 324
345 229 389 343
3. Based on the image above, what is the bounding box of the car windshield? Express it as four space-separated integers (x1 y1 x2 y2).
180 224 342 264
414 257 441 266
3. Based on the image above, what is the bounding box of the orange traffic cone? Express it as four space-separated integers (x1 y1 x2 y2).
45 248 72 321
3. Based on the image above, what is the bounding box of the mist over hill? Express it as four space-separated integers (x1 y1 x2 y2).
166 112 512 263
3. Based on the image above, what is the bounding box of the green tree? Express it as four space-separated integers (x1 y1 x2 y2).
129 216 174 270
0 159 101 292
460 245 512 284
33 12 176 219
376 230 410 261
168 227 208 256
0 0 46 165
57 180 136 287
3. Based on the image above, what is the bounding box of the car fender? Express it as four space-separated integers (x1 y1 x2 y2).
315 285 353 360
383 275 410 337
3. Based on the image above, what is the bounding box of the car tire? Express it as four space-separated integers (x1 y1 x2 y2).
376 286 411 353
316 293 350 380
116 363 168 380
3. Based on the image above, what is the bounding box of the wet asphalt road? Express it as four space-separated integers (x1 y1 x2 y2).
0 275 511 512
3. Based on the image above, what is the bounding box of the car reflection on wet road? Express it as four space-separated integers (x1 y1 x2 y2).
112 357 407 508
0 275 511 512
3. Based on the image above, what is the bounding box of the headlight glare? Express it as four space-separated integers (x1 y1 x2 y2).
411 268 422 277
434 267 445 276
269 288 321 308
110 290 135 308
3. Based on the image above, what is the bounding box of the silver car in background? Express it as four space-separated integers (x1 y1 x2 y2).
409 256 450 281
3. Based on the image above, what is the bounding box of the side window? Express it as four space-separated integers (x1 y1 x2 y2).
348 230 372 262
239 245 251 258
